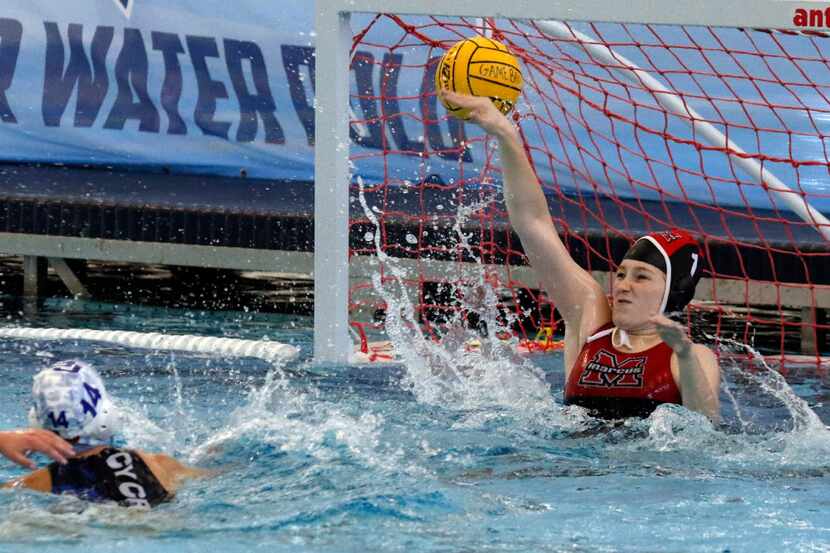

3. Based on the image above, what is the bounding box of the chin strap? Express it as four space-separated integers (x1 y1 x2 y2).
612 327 633 350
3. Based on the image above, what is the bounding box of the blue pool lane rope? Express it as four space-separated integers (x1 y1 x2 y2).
0 327 299 364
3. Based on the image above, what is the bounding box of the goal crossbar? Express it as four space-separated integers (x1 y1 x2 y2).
318 0 830 30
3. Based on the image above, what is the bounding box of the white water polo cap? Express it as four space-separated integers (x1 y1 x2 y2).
29 360 120 445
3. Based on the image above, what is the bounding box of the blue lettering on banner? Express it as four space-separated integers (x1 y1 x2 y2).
381 53 423 155
151 31 186 135
281 44 315 146
186 35 230 139
420 56 471 162
350 50 384 150
42 23 113 128
341 49 472 162
114 0 132 13
0 18 21 124
104 28 159 132
1 10 489 184
224 39 283 144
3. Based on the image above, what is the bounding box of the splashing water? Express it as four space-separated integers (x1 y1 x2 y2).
710 334 827 433
354 173 829 447
188 364 412 476
356 175 555 417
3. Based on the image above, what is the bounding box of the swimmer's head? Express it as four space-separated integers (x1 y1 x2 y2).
29 360 120 446
620 229 702 315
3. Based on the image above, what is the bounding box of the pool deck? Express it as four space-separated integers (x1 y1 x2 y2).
0 163 824 356
0 164 825 285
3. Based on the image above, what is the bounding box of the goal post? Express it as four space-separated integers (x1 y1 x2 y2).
314 8 353 364
314 0 830 364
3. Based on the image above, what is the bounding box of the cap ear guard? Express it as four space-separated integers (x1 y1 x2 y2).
664 243 702 313
622 230 703 314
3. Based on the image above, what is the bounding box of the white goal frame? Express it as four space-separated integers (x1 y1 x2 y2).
313 0 830 363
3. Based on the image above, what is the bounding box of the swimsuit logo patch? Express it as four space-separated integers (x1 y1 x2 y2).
578 349 646 388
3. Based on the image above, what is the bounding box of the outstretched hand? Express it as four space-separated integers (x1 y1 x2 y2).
438 90 515 138
649 314 693 357
0 429 75 469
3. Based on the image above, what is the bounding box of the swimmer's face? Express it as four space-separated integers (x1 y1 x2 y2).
611 259 666 330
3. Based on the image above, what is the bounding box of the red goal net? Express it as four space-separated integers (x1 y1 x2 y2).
345 14 830 367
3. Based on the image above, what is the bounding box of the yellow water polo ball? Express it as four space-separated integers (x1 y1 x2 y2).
435 35 524 120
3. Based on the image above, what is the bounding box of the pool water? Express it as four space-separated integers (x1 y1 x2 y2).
0 299 828 552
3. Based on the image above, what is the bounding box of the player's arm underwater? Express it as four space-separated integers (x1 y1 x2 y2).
439 90 610 366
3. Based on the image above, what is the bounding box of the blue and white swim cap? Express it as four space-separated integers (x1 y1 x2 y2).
28 360 120 445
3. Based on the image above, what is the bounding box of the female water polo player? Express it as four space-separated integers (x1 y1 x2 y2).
440 90 720 421
2 360 205 507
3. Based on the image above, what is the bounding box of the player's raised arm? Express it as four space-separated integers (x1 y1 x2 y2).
439 90 609 336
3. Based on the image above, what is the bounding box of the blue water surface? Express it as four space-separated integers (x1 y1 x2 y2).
0 300 827 553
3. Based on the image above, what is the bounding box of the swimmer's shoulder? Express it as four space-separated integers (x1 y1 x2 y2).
2 467 50 492
135 451 210 494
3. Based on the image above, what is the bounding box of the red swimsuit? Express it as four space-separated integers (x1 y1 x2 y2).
564 323 682 419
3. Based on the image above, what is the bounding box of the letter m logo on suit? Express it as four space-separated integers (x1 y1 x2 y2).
579 350 646 388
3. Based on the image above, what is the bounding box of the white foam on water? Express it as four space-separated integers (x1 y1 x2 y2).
116 397 177 452
188 368 419 476
0 493 191 539
609 335 830 473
